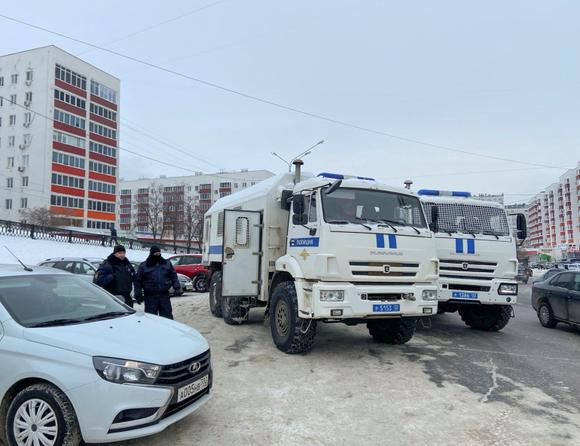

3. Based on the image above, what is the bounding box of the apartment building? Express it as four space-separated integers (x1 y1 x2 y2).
527 161 580 252
0 46 119 229
119 170 273 239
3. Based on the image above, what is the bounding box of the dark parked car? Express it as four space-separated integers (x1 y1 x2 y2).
532 271 580 329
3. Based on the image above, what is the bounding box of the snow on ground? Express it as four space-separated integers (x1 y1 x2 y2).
0 234 151 266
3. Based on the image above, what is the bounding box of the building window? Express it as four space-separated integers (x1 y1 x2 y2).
22 155 29 167
25 91 32 103
89 103 117 121
52 151 85 169
10 74 18 84
9 115 16 126
0 117 2 126
50 195 84 209
23 134 31 146
89 141 116 157
55 64 87 90
0 76 4 86
22 176 29 187
90 80 117 103
53 109 85 129
89 122 117 140
24 112 32 125
53 131 85 149
88 180 116 194
20 198 28 209
6 178 13 188
51 173 85 189
54 89 86 109
8 136 15 147
5 199 12 210
88 200 115 213
89 160 116 176
7 157 14 168
26 69 33 83
9 94 16 105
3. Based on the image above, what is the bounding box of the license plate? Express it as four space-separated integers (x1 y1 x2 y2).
452 291 478 299
177 375 209 403
372 304 401 313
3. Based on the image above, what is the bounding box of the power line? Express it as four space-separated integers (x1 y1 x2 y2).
1 96 269 183
0 13 573 171
76 0 229 56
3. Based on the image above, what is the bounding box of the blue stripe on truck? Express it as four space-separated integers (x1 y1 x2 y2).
208 245 223 255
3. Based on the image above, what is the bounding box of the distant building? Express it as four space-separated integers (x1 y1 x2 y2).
527 161 580 255
0 46 119 230
473 193 505 205
119 170 274 241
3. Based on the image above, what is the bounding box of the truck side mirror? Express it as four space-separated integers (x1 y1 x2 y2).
429 205 439 232
281 190 292 211
292 194 305 215
516 213 527 240
292 213 308 225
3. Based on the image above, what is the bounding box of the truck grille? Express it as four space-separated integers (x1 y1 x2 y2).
439 259 496 282
156 350 211 386
349 261 419 279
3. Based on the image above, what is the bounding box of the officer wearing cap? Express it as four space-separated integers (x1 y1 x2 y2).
134 246 181 319
94 245 137 307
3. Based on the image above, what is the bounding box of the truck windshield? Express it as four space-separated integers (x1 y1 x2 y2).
322 188 427 228
423 202 511 236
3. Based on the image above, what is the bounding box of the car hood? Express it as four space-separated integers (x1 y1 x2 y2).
23 313 209 365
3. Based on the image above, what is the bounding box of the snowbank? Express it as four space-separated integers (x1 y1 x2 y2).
0 235 152 266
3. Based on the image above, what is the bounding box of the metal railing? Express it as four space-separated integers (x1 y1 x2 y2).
0 219 199 254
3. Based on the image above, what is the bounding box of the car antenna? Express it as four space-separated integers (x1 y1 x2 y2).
4 246 33 272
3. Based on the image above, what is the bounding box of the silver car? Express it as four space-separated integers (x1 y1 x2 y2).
38 257 104 281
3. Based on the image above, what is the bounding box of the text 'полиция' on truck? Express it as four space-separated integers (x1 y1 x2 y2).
202 161 440 353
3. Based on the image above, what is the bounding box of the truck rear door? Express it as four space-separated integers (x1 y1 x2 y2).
222 210 262 297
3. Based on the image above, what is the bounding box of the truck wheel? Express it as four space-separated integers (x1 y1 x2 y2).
537 302 558 328
194 274 209 293
222 295 249 325
5 383 81 446
269 281 317 354
459 305 512 331
209 272 222 318
367 318 417 345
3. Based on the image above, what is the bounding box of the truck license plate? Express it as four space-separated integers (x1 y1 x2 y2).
177 375 209 403
372 304 400 313
452 291 478 299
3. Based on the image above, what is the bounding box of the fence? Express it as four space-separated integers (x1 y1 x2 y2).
0 219 199 254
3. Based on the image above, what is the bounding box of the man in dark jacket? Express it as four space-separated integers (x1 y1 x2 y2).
135 246 180 319
94 245 136 307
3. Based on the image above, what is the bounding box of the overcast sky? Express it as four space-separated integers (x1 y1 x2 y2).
1 0 578 203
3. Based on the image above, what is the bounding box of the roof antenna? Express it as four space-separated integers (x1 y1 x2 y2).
4 246 33 272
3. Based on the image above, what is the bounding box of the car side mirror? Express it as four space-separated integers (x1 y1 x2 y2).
516 214 527 240
429 205 439 232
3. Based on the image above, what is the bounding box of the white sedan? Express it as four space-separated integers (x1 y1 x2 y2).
0 265 212 445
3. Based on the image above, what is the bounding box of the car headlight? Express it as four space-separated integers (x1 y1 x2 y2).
498 283 518 295
320 290 345 302
422 290 438 301
93 357 161 384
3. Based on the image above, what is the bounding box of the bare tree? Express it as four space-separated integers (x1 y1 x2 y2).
20 207 52 226
134 183 165 240
183 196 205 251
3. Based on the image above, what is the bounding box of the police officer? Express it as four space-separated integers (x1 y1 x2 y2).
135 246 180 319
94 245 136 307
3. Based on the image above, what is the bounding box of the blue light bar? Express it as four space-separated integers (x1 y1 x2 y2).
418 189 471 197
318 172 375 181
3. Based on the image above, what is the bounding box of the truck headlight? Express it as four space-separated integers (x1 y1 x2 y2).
422 290 438 301
320 290 345 302
498 283 518 295
93 357 161 384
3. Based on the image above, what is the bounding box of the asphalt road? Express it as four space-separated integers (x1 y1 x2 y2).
113 284 580 446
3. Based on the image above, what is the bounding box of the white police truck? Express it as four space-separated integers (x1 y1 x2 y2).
419 189 527 331
202 161 439 353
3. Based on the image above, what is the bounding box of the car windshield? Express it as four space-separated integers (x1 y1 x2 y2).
0 274 133 328
321 187 427 228
423 201 511 236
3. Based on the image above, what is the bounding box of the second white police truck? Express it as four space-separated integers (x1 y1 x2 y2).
202 161 439 353
419 189 527 331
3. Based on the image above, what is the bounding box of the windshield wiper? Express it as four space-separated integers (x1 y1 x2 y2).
371 218 398 233
82 311 134 322
482 230 500 240
30 318 84 328
353 217 372 231
327 220 350 224
380 219 423 234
